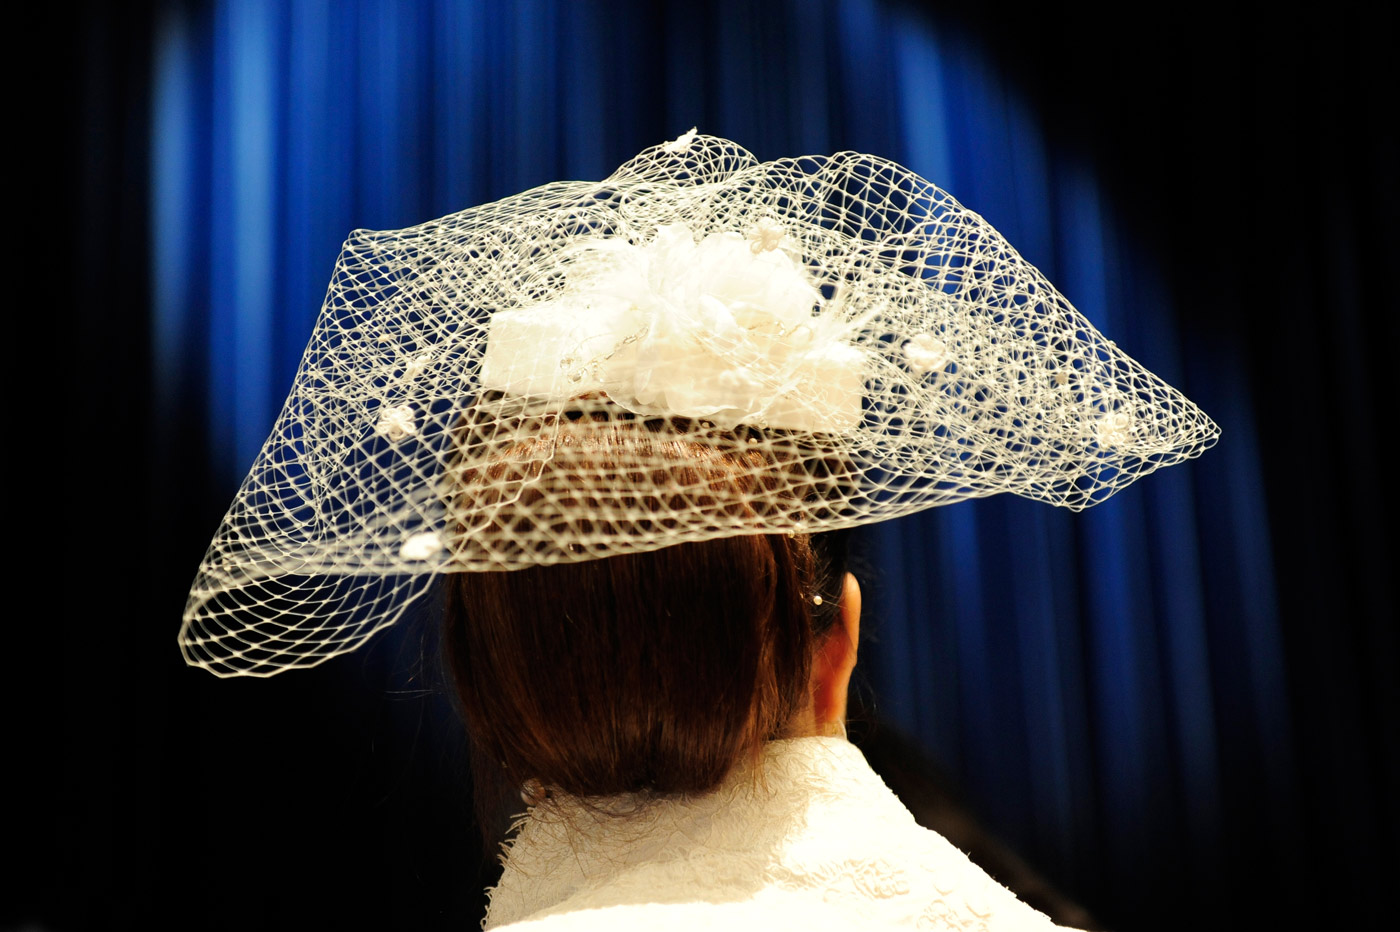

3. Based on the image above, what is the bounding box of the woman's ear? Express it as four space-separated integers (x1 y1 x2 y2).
840 571 860 662
811 572 861 732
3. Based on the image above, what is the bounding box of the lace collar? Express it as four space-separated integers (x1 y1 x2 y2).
484 737 1067 930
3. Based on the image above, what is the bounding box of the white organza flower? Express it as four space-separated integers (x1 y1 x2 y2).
747 217 787 254
481 223 865 431
399 531 442 561
374 404 417 441
903 332 950 374
401 353 431 381
1096 409 1134 448
662 126 698 153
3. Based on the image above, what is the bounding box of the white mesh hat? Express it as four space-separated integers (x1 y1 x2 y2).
181 130 1219 677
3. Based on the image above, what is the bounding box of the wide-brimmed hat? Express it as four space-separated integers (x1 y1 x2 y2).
180 130 1218 677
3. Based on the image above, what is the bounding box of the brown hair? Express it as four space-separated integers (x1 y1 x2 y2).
441 401 850 831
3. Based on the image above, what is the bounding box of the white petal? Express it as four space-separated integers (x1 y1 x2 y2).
903 333 950 374
662 127 698 152
400 532 442 561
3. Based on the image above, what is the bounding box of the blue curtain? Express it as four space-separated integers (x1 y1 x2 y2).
48 0 1389 929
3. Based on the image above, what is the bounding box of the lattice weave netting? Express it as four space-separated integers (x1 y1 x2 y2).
181 132 1218 676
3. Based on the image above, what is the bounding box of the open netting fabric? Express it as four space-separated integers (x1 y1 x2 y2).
181 131 1218 677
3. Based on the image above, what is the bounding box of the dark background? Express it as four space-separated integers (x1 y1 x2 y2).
29 1 1396 929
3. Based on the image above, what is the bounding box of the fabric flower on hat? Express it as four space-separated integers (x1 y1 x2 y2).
479 222 866 431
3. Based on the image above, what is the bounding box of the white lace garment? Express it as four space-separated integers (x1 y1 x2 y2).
485 736 1081 931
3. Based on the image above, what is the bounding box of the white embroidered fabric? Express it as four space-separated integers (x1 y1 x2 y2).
180 130 1217 677
485 737 1080 931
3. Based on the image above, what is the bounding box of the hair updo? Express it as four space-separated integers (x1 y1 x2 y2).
441 396 851 827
